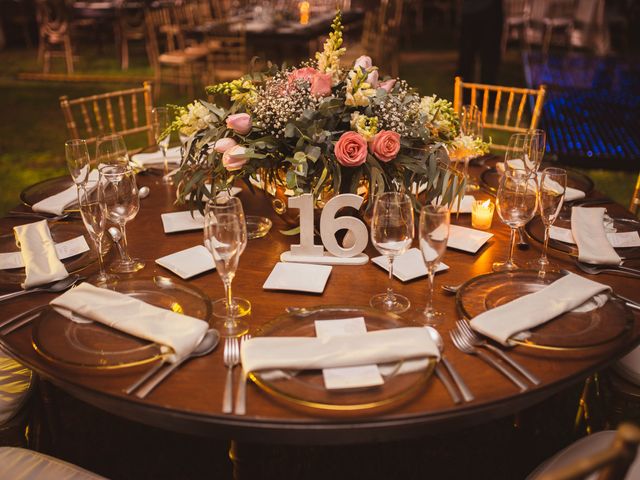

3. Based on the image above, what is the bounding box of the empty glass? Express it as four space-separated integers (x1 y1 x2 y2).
529 129 546 173
493 169 538 271
77 186 115 285
151 107 172 184
459 104 483 191
504 133 534 174
418 205 450 325
96 134 129 168
65 139 91 186
204 197 249 337
370 192 415 313
99 165 145 273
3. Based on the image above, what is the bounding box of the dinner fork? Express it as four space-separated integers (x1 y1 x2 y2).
234 333 252 415
222 337 239 414
449 329 528 392
455 320 540 385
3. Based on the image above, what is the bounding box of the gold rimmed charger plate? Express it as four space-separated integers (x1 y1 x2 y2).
31 275 212 373
456 270 633 351
249 306 436 413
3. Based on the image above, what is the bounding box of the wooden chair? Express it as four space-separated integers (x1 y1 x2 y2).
35 0 74 74
453 76 547 152
207 24 247 82
59 82 155 152
631 173 640 216
115 0 148 71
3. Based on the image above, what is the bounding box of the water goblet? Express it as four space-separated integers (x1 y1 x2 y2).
99 165 145 273
370 192 415 313
418 205 450 325
65 139 91 186
96 133 129 168
151 107 172 184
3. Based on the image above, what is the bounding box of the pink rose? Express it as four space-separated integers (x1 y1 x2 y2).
226 113 252 135
222 145 250 171
288 67 318 84
354 55 372 71
379 79 396 92
335 131 368 167
370 130 401 163
214 137 237 153
310 72 332 97
366 70 379 88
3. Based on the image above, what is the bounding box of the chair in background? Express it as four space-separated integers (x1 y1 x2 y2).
453 76 547 151
207 24 247 83
0 447 107 479
569 0 608 54
115 0 148 71
35 0 74 74
502 0 530 54
59 82 155 152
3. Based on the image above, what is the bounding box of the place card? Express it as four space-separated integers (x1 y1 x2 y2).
371 248 449 282
263 262 332 293
431 195 475 213
0 235 90 270
314 318 383 390
131 146 182 166
550 226 640 248
447 224 494 253
160 188 243 233
155 245 215 279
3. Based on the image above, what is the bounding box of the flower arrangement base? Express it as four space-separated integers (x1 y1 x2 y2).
280 251 369 265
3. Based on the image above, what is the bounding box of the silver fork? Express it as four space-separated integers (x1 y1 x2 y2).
234 334 252 415
449 329 528 392
456 320 540 385
222 337 239 414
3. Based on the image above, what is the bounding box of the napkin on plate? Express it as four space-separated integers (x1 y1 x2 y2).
496 161 585 202
470 272 611 346
240 327 439 374
14 220 68 289
131 146 182 167
32 170 99 215
50 283 209 363
571 207 622 265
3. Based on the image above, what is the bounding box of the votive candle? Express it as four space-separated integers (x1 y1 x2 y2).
471 199 494 230
299 2 310 25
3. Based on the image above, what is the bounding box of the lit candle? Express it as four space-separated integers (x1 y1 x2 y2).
299 2 310 25
471 199 494 230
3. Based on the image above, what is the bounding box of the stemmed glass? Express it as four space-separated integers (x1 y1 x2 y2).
204 197 249 337
370 192 415 313
528 129 546 173
459 104 483 191
65 139 91 186
418 205 450 325
96 134 129 168
77 186 115 286
99 165 145 273
529 167 566 275
504 131 545 175
493 169 538 271
151 107 172 184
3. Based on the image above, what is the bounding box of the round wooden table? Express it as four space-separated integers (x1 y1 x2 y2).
1 159 639 446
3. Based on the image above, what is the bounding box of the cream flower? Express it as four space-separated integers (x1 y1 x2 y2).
350 112 378 141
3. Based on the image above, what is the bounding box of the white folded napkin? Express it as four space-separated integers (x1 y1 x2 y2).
470 273 611 346
131 146 182 166
14 220 68 289
241 327 439 374
50 283 209 363
571 207 622 265
32 170 99 216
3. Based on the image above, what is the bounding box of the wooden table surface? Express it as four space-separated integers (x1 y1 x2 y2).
1 158 639 446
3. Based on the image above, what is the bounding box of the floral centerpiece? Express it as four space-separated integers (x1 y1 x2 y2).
171 12 488 214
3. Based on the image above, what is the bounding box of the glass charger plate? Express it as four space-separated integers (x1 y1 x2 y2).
20 176 76 209
31 275 212 372
0 222 98 286
456 270 633 351
525 215 640 260
250 306 436 412
479 166 594 196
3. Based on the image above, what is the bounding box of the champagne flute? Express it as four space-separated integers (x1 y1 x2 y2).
504 133 534 174
99 165 145 273
418 205 450 325
204 197 249 337
370 192 415 313
96 134 129 168
528 129 546 174
493 169 538 271
151 107 172 184
529 167 566 275
65 139 91 186
459 104 483 191
77 186 115 285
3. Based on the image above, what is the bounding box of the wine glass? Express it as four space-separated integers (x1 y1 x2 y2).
418 205 450 325
493 169 538 271
204 197 249 337
151 107 172 184
459 104 483 191
529 167 566 275
96 134 129 168
65 139 91 186
99 165 145 273
205 195 251 319
77 186 115 286
528 129 546 174
370 192 415 313
504 132 544 175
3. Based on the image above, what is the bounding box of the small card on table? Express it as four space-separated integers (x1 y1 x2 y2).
0 235 90 270
371 248 449 282
447 224 494 253
263 262 332 293
155 245 215 279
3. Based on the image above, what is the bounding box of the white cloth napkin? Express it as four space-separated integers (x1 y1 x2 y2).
14 220 68 289
32 170 99 215
241 327 439 374
470 273 611 346
496 161 585 201
50 283 209 363
131 146 181 166
571 207 622 265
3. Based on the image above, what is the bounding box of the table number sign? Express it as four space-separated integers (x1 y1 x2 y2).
280 194 369 265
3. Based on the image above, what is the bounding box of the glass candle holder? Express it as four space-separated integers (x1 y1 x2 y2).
471 199 495 230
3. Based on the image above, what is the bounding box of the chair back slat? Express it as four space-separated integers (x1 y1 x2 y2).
515 92 528 128
481 88 489 125
493 90 502 125
505 90 515 126
631 173 640 215
118 95 127 131
105 98 116 132
79 103 93 137
92 100 104 132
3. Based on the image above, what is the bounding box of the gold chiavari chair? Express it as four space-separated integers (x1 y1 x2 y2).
59 82 155 152
453 76 547 151
35 0 74 74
